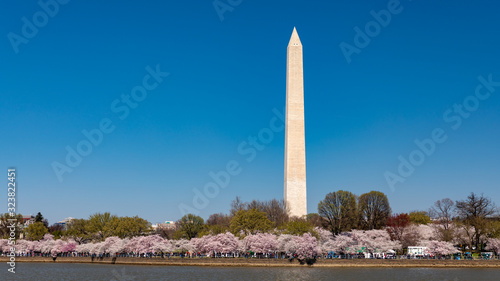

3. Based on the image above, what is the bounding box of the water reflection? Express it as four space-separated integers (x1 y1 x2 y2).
8 263 500 281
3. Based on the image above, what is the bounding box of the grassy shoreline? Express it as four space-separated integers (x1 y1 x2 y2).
2 257 500 268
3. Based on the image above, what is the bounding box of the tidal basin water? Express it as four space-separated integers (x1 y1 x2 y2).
7 263 500 281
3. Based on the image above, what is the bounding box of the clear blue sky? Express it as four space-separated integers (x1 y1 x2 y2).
1 0 499 225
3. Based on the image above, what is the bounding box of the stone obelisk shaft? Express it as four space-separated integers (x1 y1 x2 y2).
284 28 307 218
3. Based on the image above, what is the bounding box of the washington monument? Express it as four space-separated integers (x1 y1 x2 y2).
284 27 307 218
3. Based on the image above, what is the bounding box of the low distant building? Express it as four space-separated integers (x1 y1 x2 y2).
22 215 35 227
54 217 75 230
155 220 176 230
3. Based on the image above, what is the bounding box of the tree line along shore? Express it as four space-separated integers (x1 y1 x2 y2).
1 192 499 265
2 256 500 268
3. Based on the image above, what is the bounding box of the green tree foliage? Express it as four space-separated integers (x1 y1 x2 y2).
25 222 48 241
87 212 117 240
65 213 151 242
230 197 289 228
358 191 391 230
318 190 357 235
112 216 151 238
65 219 91 244
174 214 204 239
0 213 24 239
409 211 431 225
486 220 500 239
280 218 315 236
230 209 272 236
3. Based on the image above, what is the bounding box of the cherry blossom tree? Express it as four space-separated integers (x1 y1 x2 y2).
3 225 470 260
191 236 209 254
14 239 32 255
76 242 93 254
32 240 42 253
425 240 459 256
416 224 437 241
149 236 171 255
331 234 357 254
89 241 105 255
195 232 239 256
315 227 333 242
42 233 54 240
170 238 194 253
350 229 401 253
0 239 10 253
293 233 321 260
36 235 76 257
216 232 239 254
101 236 129 256
39 234 55 255
315 227 336 254
242 233 277 254
27 240 38 254
125 236 145 255
399 224 422 248
237 238 245 253
485 238 500 255
136 235 167 255
50 240 63 256
277 234 298 254
61 240 77 253
51 239 74 256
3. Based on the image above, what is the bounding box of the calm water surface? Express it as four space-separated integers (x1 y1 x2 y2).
6 263 500 281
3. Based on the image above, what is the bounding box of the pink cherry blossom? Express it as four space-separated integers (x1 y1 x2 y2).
425 240 459 255
170 238 194 253
293 233 321 259
350 229 401 253
242 233 277 254
485 238 500 254
277 234 298 253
